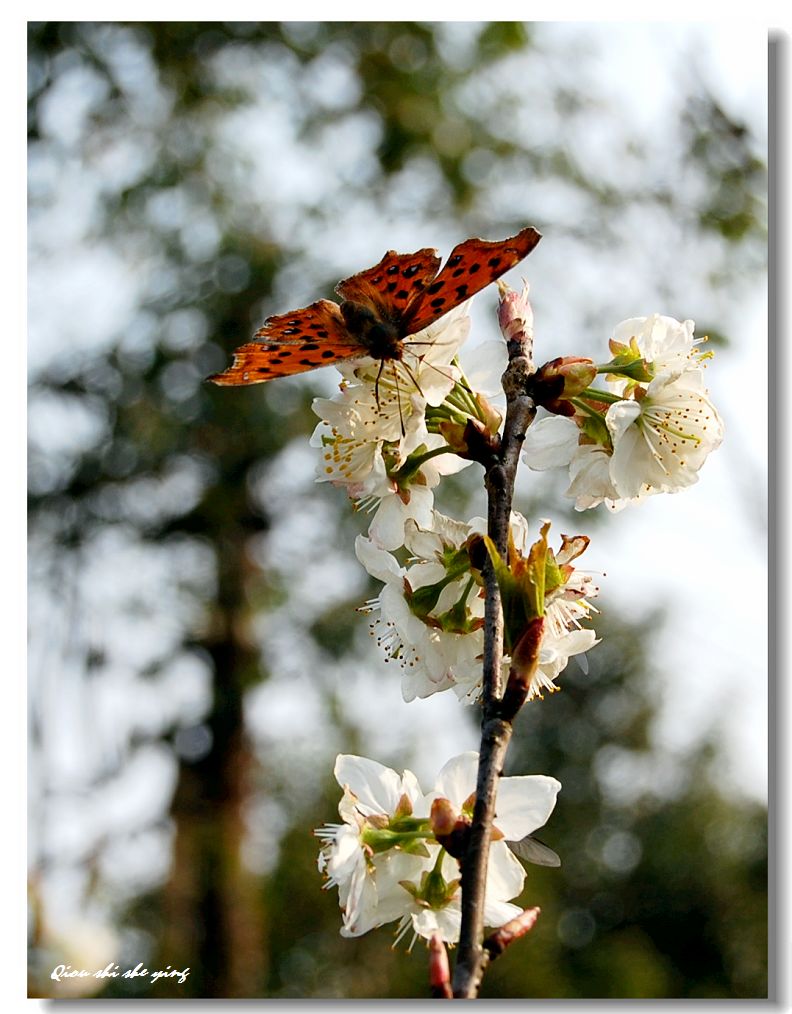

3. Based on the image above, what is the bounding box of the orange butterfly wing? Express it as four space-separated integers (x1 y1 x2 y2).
208 299 365 385
335 248 442 317
403 226 542 336
209 227 542 386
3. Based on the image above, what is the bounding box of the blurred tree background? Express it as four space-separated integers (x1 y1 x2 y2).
27 22 767 999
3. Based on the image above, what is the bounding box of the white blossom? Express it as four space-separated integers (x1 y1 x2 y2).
315 755 428 938
394 847 523 947
359 512 599 705
396 753 561 945
608 314 709 390
430 752 561 844
606 371 724 499
355 516 486 701
317 752 561 946
523 360 723 510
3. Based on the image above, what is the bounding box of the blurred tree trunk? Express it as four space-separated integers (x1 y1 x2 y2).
156 512 267 998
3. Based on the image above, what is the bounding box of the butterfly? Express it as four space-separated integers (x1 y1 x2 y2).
208 226 541 387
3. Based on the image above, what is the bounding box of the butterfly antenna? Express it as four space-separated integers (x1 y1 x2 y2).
403 346 456 390
405 327 462 356
404 328 462 385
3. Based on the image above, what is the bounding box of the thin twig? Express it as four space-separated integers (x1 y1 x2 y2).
483 907 542 964
452 345 536 999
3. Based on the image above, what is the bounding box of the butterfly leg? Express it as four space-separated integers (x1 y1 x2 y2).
373 357 386 410
400 357 427 401
390 361 407 438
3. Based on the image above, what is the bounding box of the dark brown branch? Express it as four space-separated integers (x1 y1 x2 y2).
452 345 536 999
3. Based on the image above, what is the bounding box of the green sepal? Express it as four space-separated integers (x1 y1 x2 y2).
404 866 459 911
577 410 612 449
405 547 473 623
361 819 432 855
600 336 654 383
391 443 433 485
482 522 550 654
399 839 432 858
433 597 484 636
392 793 414 821
524 523 550 618
399 879 423 902
406 579 449 620
389 815 426 833
543 549 565 597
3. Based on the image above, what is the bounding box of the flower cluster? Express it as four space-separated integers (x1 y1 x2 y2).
356 512 599 704
310 282 723 953
523 314 723 511
316 753 561 945
311 304 504 550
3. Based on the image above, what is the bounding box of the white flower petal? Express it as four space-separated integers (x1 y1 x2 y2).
522 415 580 470
412 904 463 943
354 535 403 583
461 339 508 399
333 755 405 817
481 898 524 931
566 444 619 510
485 841 526 900
369 484 435 552
433 752 479 806
494 775 562 841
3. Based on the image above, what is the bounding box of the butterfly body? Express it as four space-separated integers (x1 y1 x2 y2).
208 227 541 386
338 299 404 362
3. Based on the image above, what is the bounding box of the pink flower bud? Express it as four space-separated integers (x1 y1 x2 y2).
531 356 597 415
497 280 534 348
536 356 596 395
429 934 453 998
431 797 471 859
484 907 542 959
430 797 459 837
